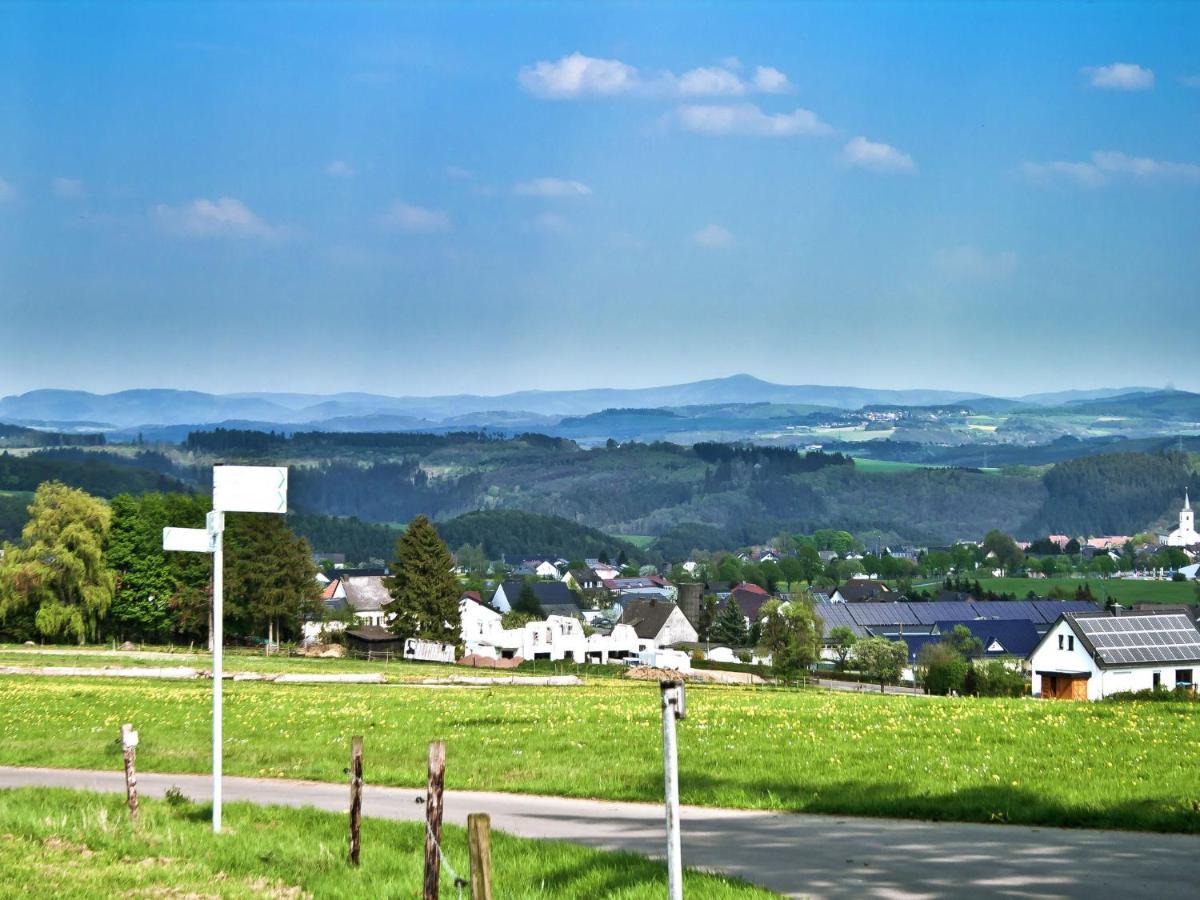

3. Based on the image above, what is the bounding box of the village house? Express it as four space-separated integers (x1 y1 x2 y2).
830 578 895 604
1028 611 1200 700
561 567 604 593
721 582 773 625
603 575 677 602
491 579 582 617
620 599 698 647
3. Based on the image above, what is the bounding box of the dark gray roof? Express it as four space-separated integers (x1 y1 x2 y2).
342 576 390 613
621 599 680 640
500 579 578 608
1065 612 1200 668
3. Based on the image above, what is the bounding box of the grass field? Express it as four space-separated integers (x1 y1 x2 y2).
0 788 769 899
609 533 657 549
0 677 1196 833
974 577 1199 605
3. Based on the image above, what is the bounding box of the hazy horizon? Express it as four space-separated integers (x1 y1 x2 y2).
2 2 1197 397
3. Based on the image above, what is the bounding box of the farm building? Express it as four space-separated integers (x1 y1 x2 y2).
345 626 406 657
1029 612 1200 700
491 579 581 617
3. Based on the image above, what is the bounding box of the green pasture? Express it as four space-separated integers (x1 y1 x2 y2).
0 788 768 899
0 677 1196 833
974 577 1198 605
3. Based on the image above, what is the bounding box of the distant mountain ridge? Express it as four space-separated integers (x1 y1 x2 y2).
0 376 1182 433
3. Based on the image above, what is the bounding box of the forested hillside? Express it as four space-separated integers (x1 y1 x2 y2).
1023 451 1193 535
1 435 1194 552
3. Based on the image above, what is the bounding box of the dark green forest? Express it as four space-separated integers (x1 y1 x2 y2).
0 432 1195 555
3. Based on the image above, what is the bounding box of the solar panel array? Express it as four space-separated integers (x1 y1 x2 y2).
816 598 1101 638
1072 614 1200 666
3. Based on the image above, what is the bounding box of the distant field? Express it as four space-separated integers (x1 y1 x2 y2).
609 533 656 549
0 788 767 899
975 576 1197 605
851 457 938 473
0 490 33 499
0 676 1196 833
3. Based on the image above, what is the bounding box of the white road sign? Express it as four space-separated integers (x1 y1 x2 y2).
212 465 288 514
163 527 213 553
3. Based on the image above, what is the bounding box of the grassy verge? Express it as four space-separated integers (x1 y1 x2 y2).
974 577 1198 605
1 677 1197 833
0 787 770 898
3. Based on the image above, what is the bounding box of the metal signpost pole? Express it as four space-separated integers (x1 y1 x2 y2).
210 510 224 833
661 680 686 900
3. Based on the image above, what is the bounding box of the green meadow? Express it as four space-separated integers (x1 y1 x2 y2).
974 576 1198 605
0 677 1196 833
0 788 769 899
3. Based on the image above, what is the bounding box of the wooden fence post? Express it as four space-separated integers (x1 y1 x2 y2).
120 723 139 822
467 813 493 900
348 735 363 866
424 740 447 900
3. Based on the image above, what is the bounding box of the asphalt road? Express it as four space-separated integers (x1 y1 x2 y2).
2 766 1196 899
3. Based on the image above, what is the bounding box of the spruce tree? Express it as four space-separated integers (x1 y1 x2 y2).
513 580 544 617
384 515 460 642
711 597 748 646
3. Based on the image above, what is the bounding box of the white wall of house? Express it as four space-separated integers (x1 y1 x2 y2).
535 561 561 579
651 606 699 646
491 584 512 613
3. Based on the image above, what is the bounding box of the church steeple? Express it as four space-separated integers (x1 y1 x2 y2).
1185 489 1192 512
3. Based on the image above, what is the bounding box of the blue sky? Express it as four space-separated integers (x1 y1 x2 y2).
1 1 1197 397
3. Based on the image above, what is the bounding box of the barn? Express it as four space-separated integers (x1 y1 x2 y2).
1029 611 1200 701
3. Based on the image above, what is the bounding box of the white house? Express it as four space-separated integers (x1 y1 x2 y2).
620 599 698 647
1029 612 1200 700
459 596 504 656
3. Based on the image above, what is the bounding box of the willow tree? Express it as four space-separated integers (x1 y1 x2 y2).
0 482 115 643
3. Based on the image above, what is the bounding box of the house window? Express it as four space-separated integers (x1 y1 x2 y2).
1153 672 1162 689
1176 669 1193 688
1058 635 1064 650
1067 636 1074 651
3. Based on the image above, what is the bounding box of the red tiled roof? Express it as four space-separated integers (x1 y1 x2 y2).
321 579 340 600
732 581 768 596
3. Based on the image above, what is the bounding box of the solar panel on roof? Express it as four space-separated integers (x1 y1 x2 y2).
1073 614 1200 666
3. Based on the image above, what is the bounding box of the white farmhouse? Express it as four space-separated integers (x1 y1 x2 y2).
1029 611 1200 700
620 599 698 647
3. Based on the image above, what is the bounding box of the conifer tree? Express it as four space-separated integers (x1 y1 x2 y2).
384 515 460 642
512 580 544 617
710 597 748 646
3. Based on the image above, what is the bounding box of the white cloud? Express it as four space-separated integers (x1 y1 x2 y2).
751 66 791 94
325 160 355 178
840 136 916 173
676 103 832 137
519 53 794 99
1023 150 1200 188
153 197 286 239
513 177 592 197
693 223 734 248
0 177 14 202
380 200 453 233
519 52 639 99
1082 62 1154 91
934 245 1018 281
51 177 84 199
445 166 474 179
678 66 747 96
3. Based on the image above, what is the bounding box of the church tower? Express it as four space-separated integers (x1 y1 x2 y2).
1183 489 1194 536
